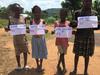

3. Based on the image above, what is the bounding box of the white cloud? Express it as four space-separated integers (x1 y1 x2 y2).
0 0 64 11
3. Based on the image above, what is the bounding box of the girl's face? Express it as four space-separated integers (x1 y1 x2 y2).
9 10 20 18
14 10 20 18
60 9 67 22
33 7 41 20
83 0 92 10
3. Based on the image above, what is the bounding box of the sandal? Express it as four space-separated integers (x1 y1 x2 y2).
38 68 45 72
15 66 22 71
35 66 44 73
57 65 61 71
23 65 30 70
63 68 67 73
70 70 77 75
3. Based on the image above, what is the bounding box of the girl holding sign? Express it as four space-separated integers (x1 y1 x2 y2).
30 5 48 72
54 8 71 73
6 3 29 70
70 0 96 75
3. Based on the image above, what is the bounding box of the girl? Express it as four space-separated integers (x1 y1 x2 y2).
70 0 96 75
30 5 48 72
54 8 70 73
6 3 29 70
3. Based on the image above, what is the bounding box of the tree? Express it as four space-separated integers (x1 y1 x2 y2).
93 0 100 15
0 7 8 19
93 0 100 19
41 11 48 19
61 0 82 19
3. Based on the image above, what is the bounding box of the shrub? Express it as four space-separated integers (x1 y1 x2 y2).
45 16 56 25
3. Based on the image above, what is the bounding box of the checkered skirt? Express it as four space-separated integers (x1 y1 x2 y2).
73 29 95 57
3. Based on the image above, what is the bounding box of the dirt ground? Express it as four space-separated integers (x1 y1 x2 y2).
0 27 100 75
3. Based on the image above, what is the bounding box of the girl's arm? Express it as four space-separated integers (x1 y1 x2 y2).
30 19 33 25
26 19 32 33
51 21 57 34
69 21 77 35
69 10 79 34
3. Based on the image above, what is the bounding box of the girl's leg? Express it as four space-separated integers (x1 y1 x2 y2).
61 54 66 69
16 55 21 67
36 59 44 72
35 59 39 69
57 54 62 68
61 53 67 73
84 56 89 75
70 54 79 75
23 53 28 67
40 59 43 69
74 54 79 73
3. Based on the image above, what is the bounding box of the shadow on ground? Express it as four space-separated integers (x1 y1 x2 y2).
8 68 44 75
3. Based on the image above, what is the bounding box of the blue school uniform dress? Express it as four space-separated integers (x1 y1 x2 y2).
31 20 48 59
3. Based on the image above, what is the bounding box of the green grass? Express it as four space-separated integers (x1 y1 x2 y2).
0 19 8 28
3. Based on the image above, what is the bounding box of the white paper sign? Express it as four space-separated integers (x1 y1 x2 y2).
29 24 45 35
55 26 72 38
77 16 98 29
10 24 26 35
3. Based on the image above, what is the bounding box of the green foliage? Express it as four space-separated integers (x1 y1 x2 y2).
67 15 72 21
61 0 82 10
41 11 48 19
61 0 82 20
45 16 56 25
0 7 8 19
93 0 100 20
24 11 32 18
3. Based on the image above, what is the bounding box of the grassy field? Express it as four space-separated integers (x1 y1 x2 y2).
0 19 8 28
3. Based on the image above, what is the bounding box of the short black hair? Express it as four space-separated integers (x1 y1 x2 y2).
32 5 41 13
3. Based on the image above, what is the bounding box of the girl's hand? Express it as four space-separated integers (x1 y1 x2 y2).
72 31 76 34
45 29 48 34
94 21 100 30
69 20 77 28
26 27 30 33
4 26 10 32
51 30 55 35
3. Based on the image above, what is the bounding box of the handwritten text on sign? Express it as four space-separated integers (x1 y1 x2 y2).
55 26 72 38
10 24 26 35
29 25 45 35
77 16 98 29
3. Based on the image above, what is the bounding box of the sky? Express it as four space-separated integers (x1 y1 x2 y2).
0 0 64 11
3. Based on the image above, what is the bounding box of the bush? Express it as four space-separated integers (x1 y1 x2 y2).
45 16 56 25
